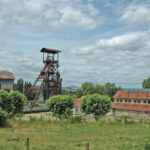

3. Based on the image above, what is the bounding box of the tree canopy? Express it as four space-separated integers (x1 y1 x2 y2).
46 95 74 120
142 77 150 88
81 94 111 120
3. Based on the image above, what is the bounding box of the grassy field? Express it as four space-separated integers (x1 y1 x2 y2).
1 116 150 150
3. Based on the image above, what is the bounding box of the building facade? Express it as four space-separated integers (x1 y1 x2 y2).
74 96 86 114
0 71 14 92
112 89 150 119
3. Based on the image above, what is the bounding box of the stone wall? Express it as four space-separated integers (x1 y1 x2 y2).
111 109 150 120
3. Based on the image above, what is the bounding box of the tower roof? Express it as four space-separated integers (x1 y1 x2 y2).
41 48 61 54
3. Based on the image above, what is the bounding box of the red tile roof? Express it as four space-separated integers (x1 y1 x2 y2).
113 90 150 100
0 72 14 80
74 96 86 107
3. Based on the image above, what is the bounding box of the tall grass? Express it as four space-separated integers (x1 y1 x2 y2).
1 117 150 150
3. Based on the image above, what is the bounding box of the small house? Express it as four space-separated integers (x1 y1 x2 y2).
0 71 15 92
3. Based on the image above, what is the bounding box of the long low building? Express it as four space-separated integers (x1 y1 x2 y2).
112 89 150 119
0 71 15 92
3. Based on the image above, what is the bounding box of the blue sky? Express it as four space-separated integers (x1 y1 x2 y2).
0 0 150 88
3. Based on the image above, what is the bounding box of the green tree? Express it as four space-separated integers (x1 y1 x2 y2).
81 94 111 120
95 84 105 95
104 83 121 101
142 77 150 88
76 88 84 98
16 78 24 93
46 95 74 120
82 82 95 95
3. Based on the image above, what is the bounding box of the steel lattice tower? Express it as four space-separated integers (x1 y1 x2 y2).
26 48 61 108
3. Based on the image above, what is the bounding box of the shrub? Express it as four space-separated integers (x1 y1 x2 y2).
0 107 8 126
81 94 111 120
0 90 12 113
8 91 27 115
46 95 74 120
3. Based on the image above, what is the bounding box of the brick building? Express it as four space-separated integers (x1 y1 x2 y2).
112 89 150 119
0 71 15 92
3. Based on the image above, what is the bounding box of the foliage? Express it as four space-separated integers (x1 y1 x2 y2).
76 88 84 98
46 95 74 119
82 82 95 95
16 78 24 93
0 107 8 126
77 82 121 101
69 116 84 123
8 91 27 115
0 90 12 113
81 94 111 120
142 77 150 88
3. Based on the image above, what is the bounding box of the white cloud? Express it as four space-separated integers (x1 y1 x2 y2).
67 30 150 84
0 0 102 30
120 2 150 24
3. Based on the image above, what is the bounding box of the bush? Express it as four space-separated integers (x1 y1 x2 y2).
0 107 8 126
46 95 74 120
81 94 111 120
0 90 27 126
8 91 27 115
0 90 12 113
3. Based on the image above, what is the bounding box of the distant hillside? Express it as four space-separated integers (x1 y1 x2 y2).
64 85 80 90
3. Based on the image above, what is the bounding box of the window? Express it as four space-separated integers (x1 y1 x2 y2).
123 104 129 107
120 99 122 102
129 100 131 103
148 101 150 104
138 100 140 103
142 106 149 108
134 100 137 103
125 100 127 102
0 83 1 89
114 104 119 106
144 100 146 104
117 99 119 102
132 105 138 108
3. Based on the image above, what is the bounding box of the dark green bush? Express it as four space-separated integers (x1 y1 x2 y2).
145 144 150 150
8 91 27 115
81 94 111 120
0 90 27 126
0 107 8 126
0 90 13 113
46 95 74 120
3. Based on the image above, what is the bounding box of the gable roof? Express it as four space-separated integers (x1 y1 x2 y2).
74 96 86 107
113 89 150 100
0 72 14 80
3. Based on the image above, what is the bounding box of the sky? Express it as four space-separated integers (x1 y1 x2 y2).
0 0 150 88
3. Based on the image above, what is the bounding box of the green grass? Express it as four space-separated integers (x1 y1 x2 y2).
1 118 150 150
